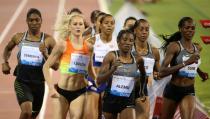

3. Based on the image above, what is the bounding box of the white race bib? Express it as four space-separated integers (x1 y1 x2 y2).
69 53 90 74
179 56 199 78
94 50 108 62
110 75 135 97
143 57 155 76
20 45 43 66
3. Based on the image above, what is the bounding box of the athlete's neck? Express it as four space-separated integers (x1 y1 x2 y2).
118 50 131 61
100 33 112 43
135 39 147 49
180 38 193 49
70 35 83 45
28 30 41 36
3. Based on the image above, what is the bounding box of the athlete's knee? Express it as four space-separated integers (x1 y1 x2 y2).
20 102 33 119
20 110 32 119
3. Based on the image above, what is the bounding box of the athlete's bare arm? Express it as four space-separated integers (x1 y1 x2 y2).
43 40 64 91
39 34 56 60
2 33 23 74
152 47 161 79
159 42 183 78
194 43 209 81
86 41 96 80
97 52 119 85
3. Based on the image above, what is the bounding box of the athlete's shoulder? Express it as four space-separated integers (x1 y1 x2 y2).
43 33 55 40
13 32 24 38
12 32 25 44
165 41 180 54
193 42 202 52
168 41 180 49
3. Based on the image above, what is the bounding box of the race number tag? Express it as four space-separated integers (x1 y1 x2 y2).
20 45 43 66
179 56 199 78
94 50 108 62
143 57 155 76
110 75 135 97
69 53 90 74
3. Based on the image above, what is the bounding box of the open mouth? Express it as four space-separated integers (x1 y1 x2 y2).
76 29 81 33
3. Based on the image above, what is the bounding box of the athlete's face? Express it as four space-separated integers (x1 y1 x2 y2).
118 33 134 53
100 16 115 35
69 16 85 37
124 19 136 30
180 20 195 41
134 21 149 42
27 13 42 34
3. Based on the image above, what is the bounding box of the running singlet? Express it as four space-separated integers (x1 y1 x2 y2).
60 38 90 75
109 51 138 97
18 31 45 67
93 34 118 66
175 41 201 78
133 43 155 76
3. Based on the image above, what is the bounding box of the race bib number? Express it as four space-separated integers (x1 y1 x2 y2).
20 46 43 66
94 50 108 62
179 56 199 78
69 53 90 74
143 57 155 76
110 75 135 97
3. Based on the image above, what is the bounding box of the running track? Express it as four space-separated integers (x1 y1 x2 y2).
0 0 99 118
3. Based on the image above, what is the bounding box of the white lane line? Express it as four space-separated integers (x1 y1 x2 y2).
97 0 110 14
53 0 66 41
0 0 28 44
38 0 66 119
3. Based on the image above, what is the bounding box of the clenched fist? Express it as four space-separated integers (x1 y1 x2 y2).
2 62 11 75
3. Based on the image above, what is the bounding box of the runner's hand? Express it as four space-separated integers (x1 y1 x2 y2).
39 43 47 55
153 71 160 80
2 62 11 75
198 71 209 82
185 54 200 65
111 59 122 71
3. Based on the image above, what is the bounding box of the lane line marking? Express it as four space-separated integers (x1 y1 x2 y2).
0 0 28 44
97 0 110 13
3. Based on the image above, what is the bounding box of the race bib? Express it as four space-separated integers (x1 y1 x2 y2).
110 75 135 97
94 50 108 62
20 45 43 66
143 57 155 76
179 56 199 78
69 53 90 74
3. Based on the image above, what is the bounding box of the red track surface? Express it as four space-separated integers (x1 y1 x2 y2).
0 0 99 118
